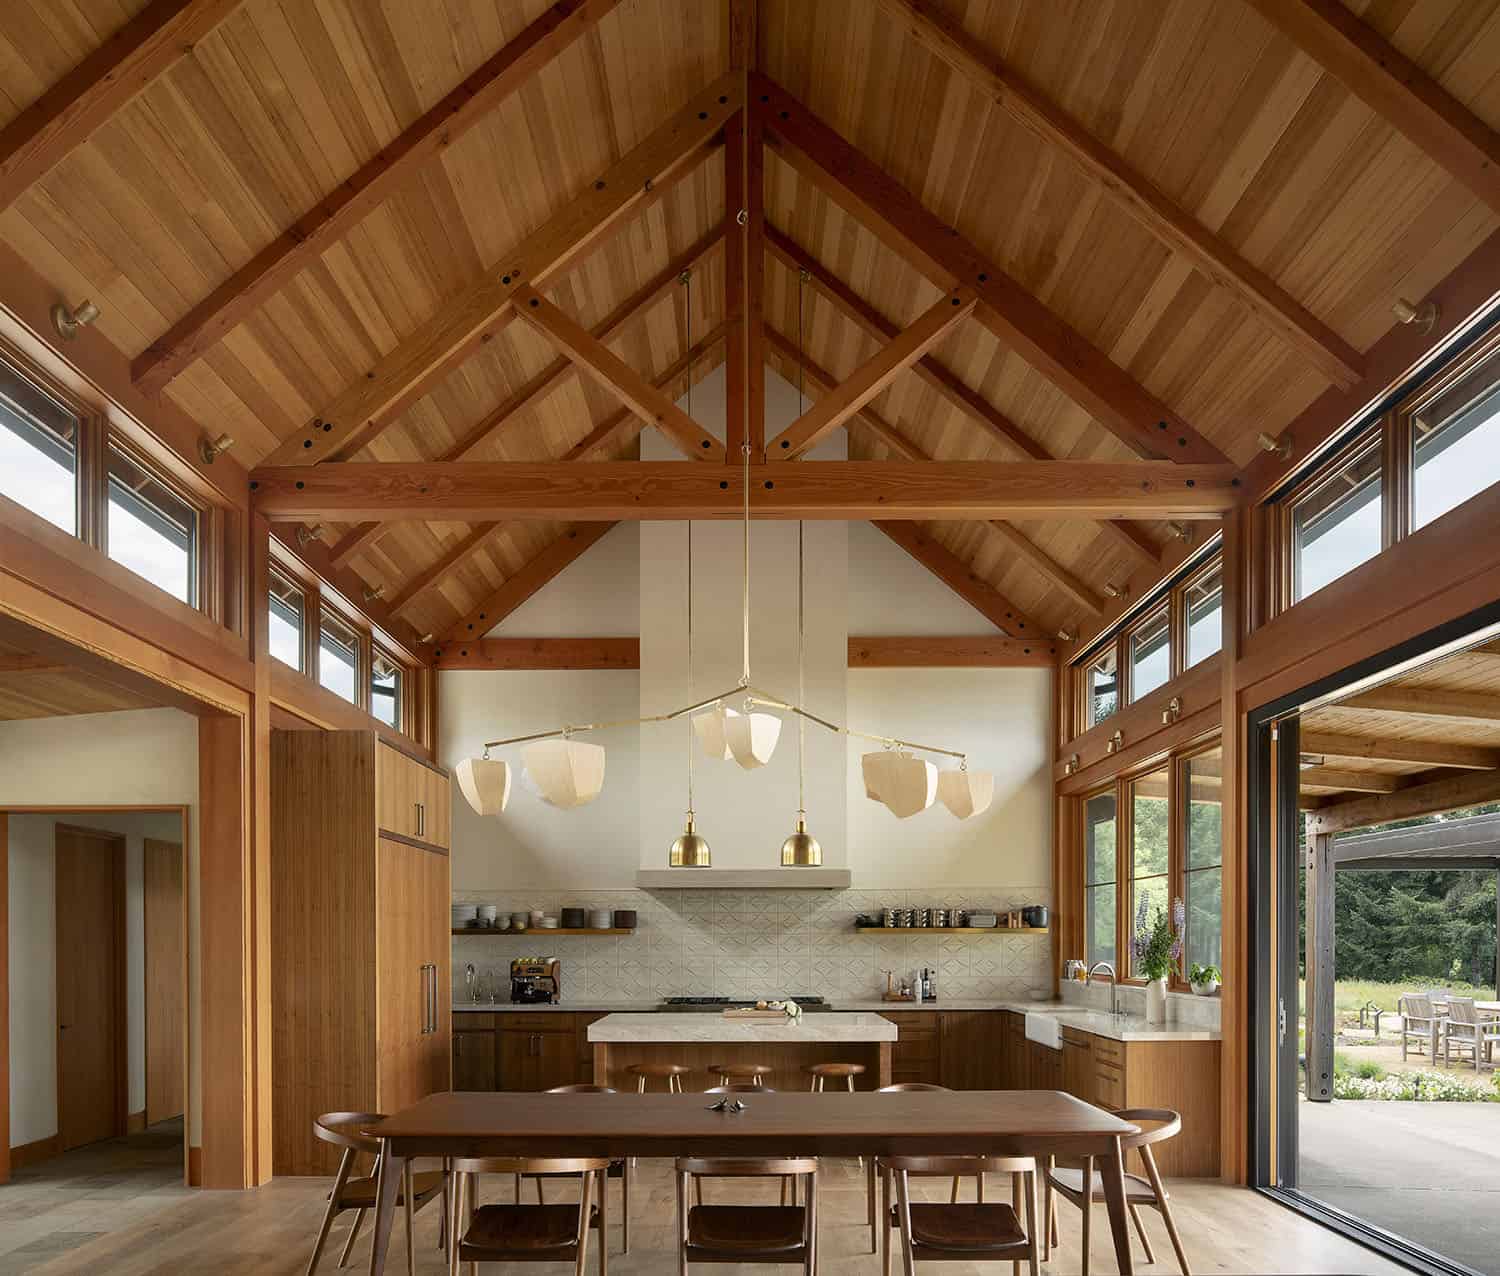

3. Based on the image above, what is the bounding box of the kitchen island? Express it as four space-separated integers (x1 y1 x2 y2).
588 1011 897 1091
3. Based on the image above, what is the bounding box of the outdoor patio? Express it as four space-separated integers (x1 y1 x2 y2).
1301 1099 1500 1275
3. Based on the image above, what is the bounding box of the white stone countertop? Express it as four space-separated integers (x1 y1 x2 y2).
828 999 1222 1042
587 1011 899 1043
453 1000 659 1013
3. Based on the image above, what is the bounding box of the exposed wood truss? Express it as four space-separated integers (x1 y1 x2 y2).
0 0 245 215
435 637 639 670
250 460 1238 523
847 635 1055 668
752 73 1229 465
763 328 1103 617
1299 731 1500 771
1244 0 1500 216
1308 766 1500 837
872 0 1363 388
131 0 625 395
1339 687 1500 723
260 73 742 468
765 227 1160 571
767 287 976 458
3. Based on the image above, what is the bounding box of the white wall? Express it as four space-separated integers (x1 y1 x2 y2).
1 708 200 1149
6 809 184 1147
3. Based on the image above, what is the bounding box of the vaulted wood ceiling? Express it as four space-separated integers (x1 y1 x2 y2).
3 0 1498 649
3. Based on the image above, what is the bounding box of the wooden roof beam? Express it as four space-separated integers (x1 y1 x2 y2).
724 104 767 460
751 73 1229 465
1244 0 1500 215
763 327 1103 617
874 0 1363 387
1299 731 1500 771
131 0 624 394
380 331 727 619
436 637 640 670
516 291 724 461
1340 687 1500 723
250 459 1238 523
767 287 976 458
848 635 1055 667
1299 766 1402 794
1309 765 1500 836
872 521 1046 641
0 0 245 216
259 73 742 468
325 226 724 569
764 232 1160 570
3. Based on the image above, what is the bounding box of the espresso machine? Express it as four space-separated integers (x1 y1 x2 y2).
510 958 561 1004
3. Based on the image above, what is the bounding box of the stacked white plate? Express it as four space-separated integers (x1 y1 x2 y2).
452 904 478 928
478 904 499 926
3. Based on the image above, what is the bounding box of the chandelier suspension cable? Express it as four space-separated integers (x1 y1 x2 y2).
796 268 808 818
740 437 751 688
684 266 696 817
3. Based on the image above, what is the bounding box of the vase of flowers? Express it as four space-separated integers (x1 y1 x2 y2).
1131 895 1184 1025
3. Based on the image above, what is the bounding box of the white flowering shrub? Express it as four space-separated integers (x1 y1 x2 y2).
1331 1069 1496 1102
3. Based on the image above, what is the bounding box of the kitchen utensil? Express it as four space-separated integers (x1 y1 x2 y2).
882 908 898 927
916 908 930 927
1022 905 1049 929
560 908 586 928
529 909 546 926
511 911 529 930
589 909 612 930
612 909 637 929
933 909 950 927
478 904 499 926
967 912 997 928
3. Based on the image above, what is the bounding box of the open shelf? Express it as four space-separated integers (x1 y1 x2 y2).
452 927 633 936
855 926 1048 935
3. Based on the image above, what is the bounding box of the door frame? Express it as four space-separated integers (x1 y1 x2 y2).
1 805 190 1183
143 835 187 1129
53 822 129 1151
1249 598 1500 1276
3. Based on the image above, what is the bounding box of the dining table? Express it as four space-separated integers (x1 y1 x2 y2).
363 1088 1143 1274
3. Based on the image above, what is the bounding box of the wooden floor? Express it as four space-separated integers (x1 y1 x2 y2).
6 1153 1410 1274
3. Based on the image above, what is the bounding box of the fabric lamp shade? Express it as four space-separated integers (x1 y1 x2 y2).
455 756 511 816
725 709 781 770
937 768 994 820
521 738 606 808
691 705 736 760
862 751 937 818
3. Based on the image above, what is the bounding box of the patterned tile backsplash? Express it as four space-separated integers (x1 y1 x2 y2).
452 886 1053 1004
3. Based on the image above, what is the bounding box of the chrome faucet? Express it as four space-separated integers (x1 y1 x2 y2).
1086 961 1123 1016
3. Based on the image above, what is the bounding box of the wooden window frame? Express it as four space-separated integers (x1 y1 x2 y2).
1124 600 1172 705
1081 783 1120 973
316 603 366 710
1177 739 1225 992
370 642 406 732
101 434 209 612
1178 557 1224 673
1074 638 1123 738
267 566 308 673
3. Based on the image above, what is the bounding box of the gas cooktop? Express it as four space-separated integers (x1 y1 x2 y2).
658 995 831 1012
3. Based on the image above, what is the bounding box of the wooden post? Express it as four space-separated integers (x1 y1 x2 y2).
1305 824 1336 1102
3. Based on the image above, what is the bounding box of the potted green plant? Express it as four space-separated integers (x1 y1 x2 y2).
1130 895 1183 1024
1188 963 1221 996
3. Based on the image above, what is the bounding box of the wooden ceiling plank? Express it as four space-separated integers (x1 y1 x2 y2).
0 654 71 673
381 332 727 619
1244 0 1500 215
847 635 1056 667
872 520 1047 641
764 234 1160 571
767 286 977 458
1309 766 1500 836
765 326 1102 617
516 291 725 461
131 0 625 395
259 73 742 468
436 636 640 670
1299 730 1500 771
875 0 1363 388
1340 687 1500 723
751 73 1228 465
323 230 724 567
439 523 616 646
249 459 1239 523
0 0 245 215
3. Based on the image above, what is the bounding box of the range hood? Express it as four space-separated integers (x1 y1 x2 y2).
636 868 851 890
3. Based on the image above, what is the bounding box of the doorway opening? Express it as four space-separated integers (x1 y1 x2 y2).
1252 605 1500 1276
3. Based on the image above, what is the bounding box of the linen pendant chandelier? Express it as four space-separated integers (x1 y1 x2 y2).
455 270 995 842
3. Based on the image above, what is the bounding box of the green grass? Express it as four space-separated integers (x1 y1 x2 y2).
1298 979 1499 1018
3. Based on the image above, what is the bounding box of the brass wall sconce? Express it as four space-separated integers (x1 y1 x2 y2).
51 298 100 341
198 432 235 464
1256 432 1291 460
1392 296 1438 335
295 524 324 548
1105 730 1123 755
1064 754 1080 776
1161 696 1182 726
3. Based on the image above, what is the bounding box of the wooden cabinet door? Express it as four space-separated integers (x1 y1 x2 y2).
376 836 421 1111
423 848 451 1093
1061 1035 1093 1104
453 1031 498 1090
421 770 451 848
939 1012 1002 1089
376 742 416 838
998 1013 1025 1088
499 1030 577 1091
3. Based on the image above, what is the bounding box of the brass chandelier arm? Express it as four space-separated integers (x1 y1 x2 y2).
744 692 968 762
481 683 748 751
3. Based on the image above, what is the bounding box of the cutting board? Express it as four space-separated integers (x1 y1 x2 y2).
722 1008 791 1020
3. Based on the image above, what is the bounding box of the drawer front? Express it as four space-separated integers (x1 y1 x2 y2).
455 1013 499 1029
1094 1062 1125 1110
881 1011 940 1031
1060 1026 1090 1047
501 1013 575 1032
1092 1036 1124 1068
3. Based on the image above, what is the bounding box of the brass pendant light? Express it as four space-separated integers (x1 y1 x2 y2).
781 306 821 866
670 387 710 866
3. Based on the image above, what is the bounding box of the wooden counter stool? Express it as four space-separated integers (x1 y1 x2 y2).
305 1112 447 1276
708 1062 773 1087
675 1156 819 1274
1043 1108 1190 1275
805 1061 866 1092
885 1154 1039 1274
448 1156 610 1276
517 1086 631 1255
626 1061 690 1093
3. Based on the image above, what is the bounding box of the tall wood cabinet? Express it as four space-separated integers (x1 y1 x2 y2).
270 730 452 1175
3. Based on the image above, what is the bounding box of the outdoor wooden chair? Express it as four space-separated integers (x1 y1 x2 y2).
1400 994 1439 1060
1442 997 1497 1070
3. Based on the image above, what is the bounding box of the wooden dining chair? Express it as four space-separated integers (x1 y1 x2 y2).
305 1112 447 1276
868 1084 983 1255
699 1085 800 1205
1043 1108 1190 1275
883 1154 1040 1274
520 1085 631 1254
448 1155 610 1276
675 1156 819 1274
